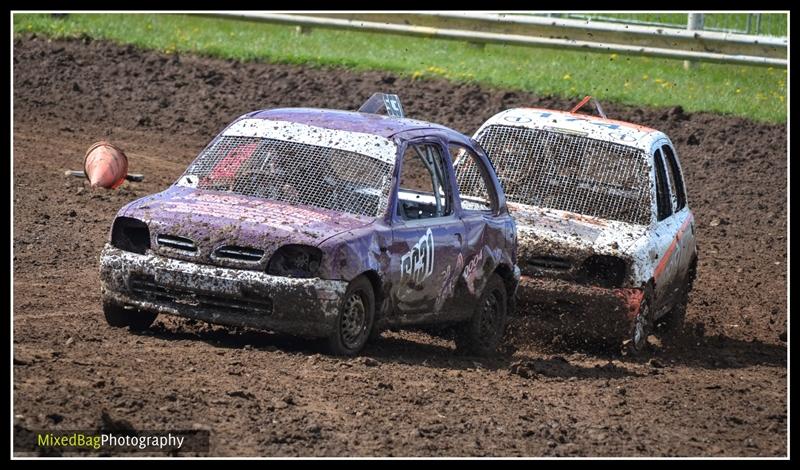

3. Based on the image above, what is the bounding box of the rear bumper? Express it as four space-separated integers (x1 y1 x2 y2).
99 245 347 338
517 275 644 339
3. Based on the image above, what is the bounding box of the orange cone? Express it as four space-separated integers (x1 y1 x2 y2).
84 141 128 189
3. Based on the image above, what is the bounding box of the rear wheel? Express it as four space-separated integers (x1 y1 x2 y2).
455 274 508 356
103 301 158 331
328 276 375 356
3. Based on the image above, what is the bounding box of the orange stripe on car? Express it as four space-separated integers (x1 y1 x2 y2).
653 214 694 281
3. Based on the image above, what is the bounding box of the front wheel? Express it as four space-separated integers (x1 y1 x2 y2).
455 273 508 356
623 290 653 356
327 276 375 356
657 257 697 336
103 301 158 331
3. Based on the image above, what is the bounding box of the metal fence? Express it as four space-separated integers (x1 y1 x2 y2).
214 12 787 67
544 13 787 37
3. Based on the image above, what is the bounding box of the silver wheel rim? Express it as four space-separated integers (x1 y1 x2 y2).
341 292 366 349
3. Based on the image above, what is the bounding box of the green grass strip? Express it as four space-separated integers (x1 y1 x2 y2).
13 13 787 123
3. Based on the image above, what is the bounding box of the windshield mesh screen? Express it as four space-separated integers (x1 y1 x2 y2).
182 136 394 217
475 125 651 225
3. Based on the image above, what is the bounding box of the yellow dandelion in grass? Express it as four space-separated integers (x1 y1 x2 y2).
609 53 618 61
779 95 785 102
563 74 571 80
624 81 631 88
654 78 664 83
736 88 742 94
642 74 649 80
411 71 423 80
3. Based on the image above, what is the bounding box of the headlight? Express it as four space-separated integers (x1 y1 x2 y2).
577 255 628 288
267 245 323 278
110 217 151 254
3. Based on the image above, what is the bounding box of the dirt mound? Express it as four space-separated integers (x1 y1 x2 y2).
13 35 786 456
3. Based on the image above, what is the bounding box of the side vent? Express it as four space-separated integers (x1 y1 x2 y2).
157 234 197 253
214 246 265 263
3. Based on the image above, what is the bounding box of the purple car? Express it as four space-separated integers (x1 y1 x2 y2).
99 97 519 355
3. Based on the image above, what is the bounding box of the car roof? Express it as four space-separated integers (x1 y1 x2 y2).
477 107 668 152
245 107 453 139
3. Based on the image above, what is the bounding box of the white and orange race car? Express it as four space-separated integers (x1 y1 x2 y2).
471 98 697 353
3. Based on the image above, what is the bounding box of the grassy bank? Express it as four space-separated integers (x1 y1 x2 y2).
13 13 787 123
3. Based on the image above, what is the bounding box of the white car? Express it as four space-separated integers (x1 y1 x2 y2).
471 105 697 353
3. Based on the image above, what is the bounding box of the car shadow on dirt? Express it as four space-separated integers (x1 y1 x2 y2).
137 318 642 379
655 329 787 370
139 317 325 355
136 316 784 378
509 317 786 371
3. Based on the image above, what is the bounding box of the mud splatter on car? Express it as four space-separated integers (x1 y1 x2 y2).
100 102 518 355
474 107 697 353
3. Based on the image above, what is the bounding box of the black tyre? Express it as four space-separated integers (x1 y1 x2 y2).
103 301 158 331
657 257 697 335
328 276 375 356
455 273 508 356
624 297 652 355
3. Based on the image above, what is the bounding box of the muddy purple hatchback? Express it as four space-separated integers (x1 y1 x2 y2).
100 103 519 355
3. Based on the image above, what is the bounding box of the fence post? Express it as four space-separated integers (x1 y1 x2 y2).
684 13 705 69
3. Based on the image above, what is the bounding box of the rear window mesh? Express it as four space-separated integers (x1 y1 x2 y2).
182 136 393 217
475 125 652 225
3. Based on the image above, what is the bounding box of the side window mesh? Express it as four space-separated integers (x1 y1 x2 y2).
662 145 687 210
653 149 673 221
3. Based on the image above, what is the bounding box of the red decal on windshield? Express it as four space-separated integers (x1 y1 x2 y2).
209 142 258 181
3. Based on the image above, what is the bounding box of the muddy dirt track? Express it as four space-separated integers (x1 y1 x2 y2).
13 35 787 457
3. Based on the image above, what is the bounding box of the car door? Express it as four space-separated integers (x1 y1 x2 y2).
387 139 466 321
447 142 505 299
660 141 696 285
649 146 681 314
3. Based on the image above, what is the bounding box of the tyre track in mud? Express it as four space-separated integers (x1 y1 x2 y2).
13 35 786 456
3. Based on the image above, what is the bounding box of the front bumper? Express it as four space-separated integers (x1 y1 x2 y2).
517 275 644 340
99 245 348 338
